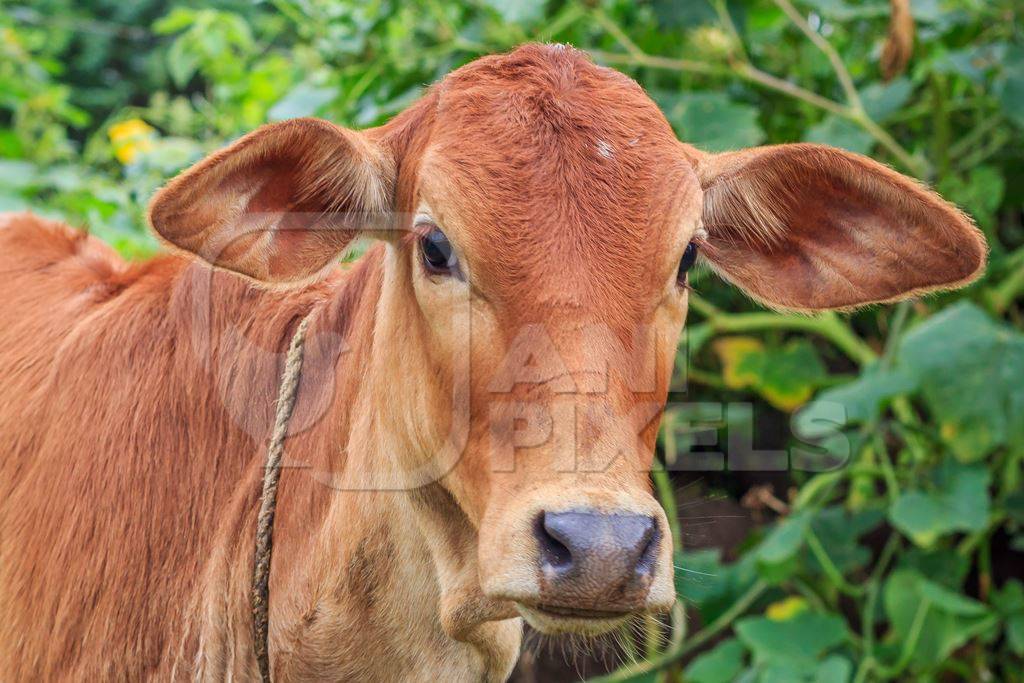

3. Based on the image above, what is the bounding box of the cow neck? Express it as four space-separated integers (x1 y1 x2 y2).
261 247 521 679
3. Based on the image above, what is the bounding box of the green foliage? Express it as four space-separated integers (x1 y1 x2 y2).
888 460 990 547
1 0 1022 681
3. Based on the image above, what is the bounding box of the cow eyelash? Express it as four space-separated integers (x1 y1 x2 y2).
676 241 699 287
415 220 464 280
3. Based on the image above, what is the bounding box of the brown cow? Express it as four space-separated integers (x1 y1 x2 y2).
0 44 985 680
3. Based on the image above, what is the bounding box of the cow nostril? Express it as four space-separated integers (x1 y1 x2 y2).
635 519 658 577
534 510 660 608
535 513 573 571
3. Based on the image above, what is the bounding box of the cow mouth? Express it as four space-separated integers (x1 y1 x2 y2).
515 603 631 635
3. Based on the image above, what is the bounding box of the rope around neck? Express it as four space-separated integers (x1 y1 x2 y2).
252 311 314 683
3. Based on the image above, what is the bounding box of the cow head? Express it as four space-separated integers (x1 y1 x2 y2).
149 45 985 638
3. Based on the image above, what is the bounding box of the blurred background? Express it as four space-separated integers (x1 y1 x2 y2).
1 0 1021 681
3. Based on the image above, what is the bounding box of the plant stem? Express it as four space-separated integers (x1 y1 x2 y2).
700 309 877 366
537 2 587 41
873 430 901 502
652 462 683 552
791 577 829 612
806 527 866 596
735 62 849 116
881 301 911 368
959 128 1011 168
792 470 845 510
712 0 748 61
587 580 770 682
585 5 929 178
773 0 863 111
948 111 1004 161
988 246 1024 313
874 600 930 678
586 47 726 78
851 111 931 178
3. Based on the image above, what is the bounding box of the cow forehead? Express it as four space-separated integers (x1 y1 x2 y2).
416 45 701 320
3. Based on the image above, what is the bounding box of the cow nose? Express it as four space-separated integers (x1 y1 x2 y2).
534 510 658 611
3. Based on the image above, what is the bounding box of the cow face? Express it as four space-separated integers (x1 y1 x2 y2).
149 45 985 637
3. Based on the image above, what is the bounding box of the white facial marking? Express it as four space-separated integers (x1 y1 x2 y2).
596 140 614 158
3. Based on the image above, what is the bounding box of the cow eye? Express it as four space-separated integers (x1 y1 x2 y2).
419 226 462 278
676 241 699 285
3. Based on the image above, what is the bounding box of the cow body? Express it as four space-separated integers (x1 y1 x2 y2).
0 215 518 680
0 44 985 680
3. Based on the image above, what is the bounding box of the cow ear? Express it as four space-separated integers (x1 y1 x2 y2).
694 143 987 311
148 118 393 284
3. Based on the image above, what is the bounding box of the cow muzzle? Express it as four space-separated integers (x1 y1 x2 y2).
535 510 658 609
479 491 676 636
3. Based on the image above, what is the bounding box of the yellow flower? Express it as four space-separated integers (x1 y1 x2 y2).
109 119 156 164
765 596 808 622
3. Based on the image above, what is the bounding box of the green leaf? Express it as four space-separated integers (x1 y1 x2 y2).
753 512 812 582
796 365 917 439
998 45 1024 128
814 655 853 683
992 580 1024 655
758 662 806 683
860 78 913 121
735 611 848 667
896 547 970 588
888 459 990 547
682 322 715 357
917 580 991 616
269 83 339 121
933 43 1004 84
756 341 828 411
938 166 1006 230
481 0 547 25
805 507 882 574
715 338 826 411
713 336 764 389
755 511 810 565
676 549 759 623
897 302 1024 460
799 0 887 20
166 38 200 89
0 160 39 191
0 193 32 212
153 7 198 34
1008 613 1024 657
651 0 717 27
1007 490 1024 523
804 116 874 155
656 92 765 152
685 638 747 683
883 570 997 670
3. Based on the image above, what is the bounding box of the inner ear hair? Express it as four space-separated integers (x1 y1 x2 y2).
694 144 987 311
148 118 395 284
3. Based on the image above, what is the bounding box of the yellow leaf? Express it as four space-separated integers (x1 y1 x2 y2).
108 118 154 143
713 336 764 389
113 138 154 164
109 119 156 165
760 384 815 412
765 596 808 622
